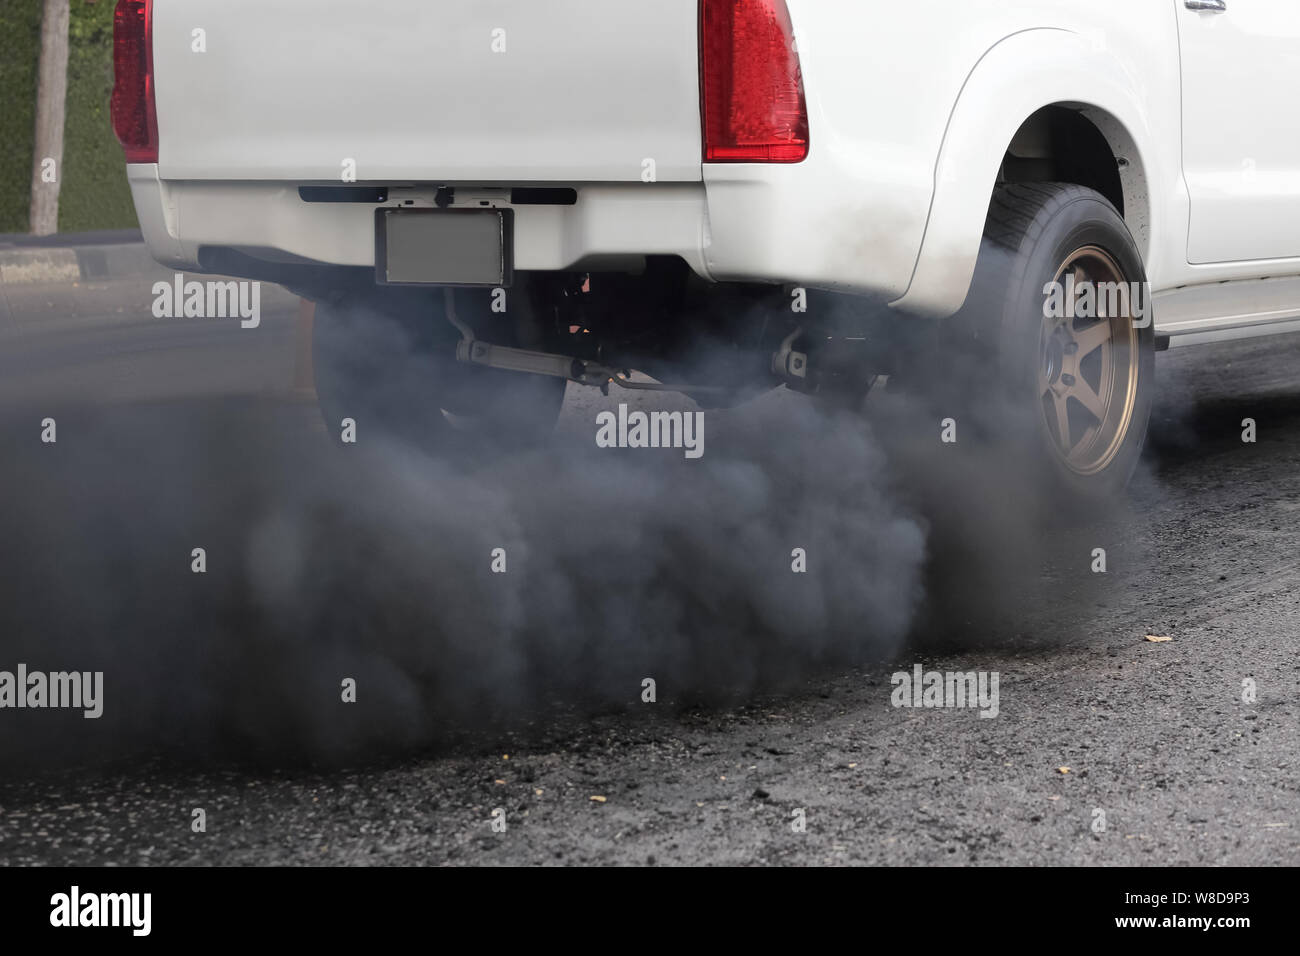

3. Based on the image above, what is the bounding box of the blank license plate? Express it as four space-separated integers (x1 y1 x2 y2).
376 208 511 286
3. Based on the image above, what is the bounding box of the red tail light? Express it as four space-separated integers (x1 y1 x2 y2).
700 0 809 163
111 0 158 163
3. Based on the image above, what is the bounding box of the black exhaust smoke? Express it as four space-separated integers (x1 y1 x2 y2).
0 270 1129 773
0 391 933 771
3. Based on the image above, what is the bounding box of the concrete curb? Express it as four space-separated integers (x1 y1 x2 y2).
0 241 162 285
0 228 143 248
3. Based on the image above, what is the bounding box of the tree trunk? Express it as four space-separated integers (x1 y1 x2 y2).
29 0 71 236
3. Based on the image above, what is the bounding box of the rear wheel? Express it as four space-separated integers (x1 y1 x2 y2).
921 182 1154 498
312 282 567 456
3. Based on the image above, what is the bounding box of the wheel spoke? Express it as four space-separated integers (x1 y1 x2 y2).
1071 379 1107 422
1073 319 1111 358
1050 391 1072 450
1068 265 1088 318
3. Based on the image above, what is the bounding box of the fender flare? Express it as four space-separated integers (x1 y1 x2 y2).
890 28 1158 318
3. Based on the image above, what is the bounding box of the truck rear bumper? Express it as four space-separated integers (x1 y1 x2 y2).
129 164 713 281
129 162 925 302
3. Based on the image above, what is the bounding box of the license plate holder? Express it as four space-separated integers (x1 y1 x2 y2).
375 208 512 287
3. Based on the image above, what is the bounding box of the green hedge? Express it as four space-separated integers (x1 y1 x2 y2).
61 0 135 231
0 0 136 234
0 0 42 233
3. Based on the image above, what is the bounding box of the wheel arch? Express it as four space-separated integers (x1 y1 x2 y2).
891 28 1157 319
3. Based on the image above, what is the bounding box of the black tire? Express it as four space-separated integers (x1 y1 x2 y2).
312 282 567 456
926 182 1155 499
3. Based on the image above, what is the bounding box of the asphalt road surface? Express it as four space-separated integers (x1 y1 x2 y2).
0 277 1296 866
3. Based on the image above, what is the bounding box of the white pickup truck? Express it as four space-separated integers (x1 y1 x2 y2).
113 0 1300 494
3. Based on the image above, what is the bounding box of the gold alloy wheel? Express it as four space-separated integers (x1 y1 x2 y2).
1038 245 1141 476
